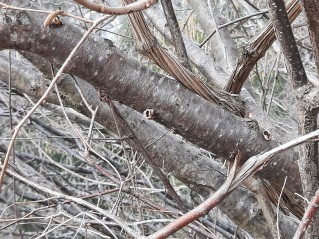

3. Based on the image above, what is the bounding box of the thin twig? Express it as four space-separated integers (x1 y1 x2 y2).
293 189 319 239
161 0 189 69
199 10 268 48
74 0 158 15
229 0 249 37
1 165 143 238
0 14 111 191
0 2 93 23
45 83 122 183
181 9 193 31
105 98 188 213
276 177 287 239
147 151 242 239
266 50 281 115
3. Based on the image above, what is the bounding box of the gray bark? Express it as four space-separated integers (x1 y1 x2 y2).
0 52 298 239
0 7 303 196
268 0 319 237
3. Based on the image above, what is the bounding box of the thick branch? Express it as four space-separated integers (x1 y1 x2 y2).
160 0 189 69
0 52 297 239
268 0 319 237
0 5 303 195
144 6 282 141
299 0 319 75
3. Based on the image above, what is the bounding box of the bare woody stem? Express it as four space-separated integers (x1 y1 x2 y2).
74 0 158 15
268 0 319 237
146 150 243 239
0 2 92 23
148 129 319 239
1 164 143 238
0 15 111 191
293 189 319 239
225 0 301 94
161 0 190 69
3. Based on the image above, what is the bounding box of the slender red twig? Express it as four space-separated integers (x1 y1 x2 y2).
293 189 319 239
146 150 243 239
0 14 111 191
148 129 319 239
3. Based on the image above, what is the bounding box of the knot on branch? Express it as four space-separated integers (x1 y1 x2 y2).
44 10 64 27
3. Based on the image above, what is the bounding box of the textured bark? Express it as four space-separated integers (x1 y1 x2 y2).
161 0 190 69
296 109 319 238
0 52 298 239
145 6 283 140
267 1 307 89
0 6 303 194
299 0 319 75
268 0 319 237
